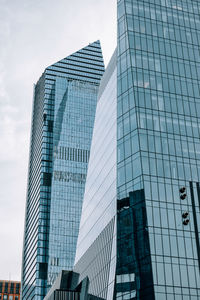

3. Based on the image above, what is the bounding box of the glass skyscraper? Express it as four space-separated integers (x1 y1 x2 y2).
75 0 200 299
21 41 104 300
75 50 117 299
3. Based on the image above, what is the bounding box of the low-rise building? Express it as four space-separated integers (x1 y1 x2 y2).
0 280 20 300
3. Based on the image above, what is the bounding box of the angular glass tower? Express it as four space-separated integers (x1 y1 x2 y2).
75 50 117 299
21 41 104 300
75 1 200 299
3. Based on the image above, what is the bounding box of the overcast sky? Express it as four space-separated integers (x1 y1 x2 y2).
0 0 116 281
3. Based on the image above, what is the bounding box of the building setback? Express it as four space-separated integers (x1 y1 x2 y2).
43 270 104 300
21 41 104 300
74 0 200 299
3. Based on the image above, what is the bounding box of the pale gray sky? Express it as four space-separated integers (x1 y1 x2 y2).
0 0 116 281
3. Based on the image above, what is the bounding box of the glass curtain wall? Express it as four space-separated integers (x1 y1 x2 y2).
21 41 104 300
117 0 200 299
74 50 117 300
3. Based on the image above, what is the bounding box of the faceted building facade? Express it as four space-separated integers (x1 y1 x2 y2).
74 50 117 299
75 0 200 299
21 41 104 300
44 270 104 300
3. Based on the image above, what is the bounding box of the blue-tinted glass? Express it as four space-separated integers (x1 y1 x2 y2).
21 41 105 300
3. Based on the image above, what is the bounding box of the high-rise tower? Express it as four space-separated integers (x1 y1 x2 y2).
21 41 104 300
116 0 200 298
75 50 117 299
74 0 200 299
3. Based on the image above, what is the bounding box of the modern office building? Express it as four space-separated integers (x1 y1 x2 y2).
75 0 200 299
21 41 104 300
0 280 20 300
74 50 117 299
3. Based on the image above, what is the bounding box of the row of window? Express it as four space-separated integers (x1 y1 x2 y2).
139 111 200 137
152 260 199 288
118 90 199 121
54 146 90 163
0 284 20 294
46 69 100 85
55 59 104 72
118 111 200 141
48 64 103 79
53 171 86 184
130 51 199 80
119 66 199 98
0 295 19 300
70 51 103 62
118 155 200 186
122 31 199 63
122 0 199 16
140 133 200 159
118 133 200 165
125 3 200 28
125 16 199 46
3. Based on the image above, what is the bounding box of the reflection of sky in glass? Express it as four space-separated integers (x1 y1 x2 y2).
117 0 200 298
75 51 117 299
75 58 117 263
48 78 98 286
21 41 104 299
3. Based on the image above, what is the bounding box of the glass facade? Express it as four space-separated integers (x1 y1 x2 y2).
75 0 200 299
21 41 104 300
117 0 200 299
74 50 117 299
